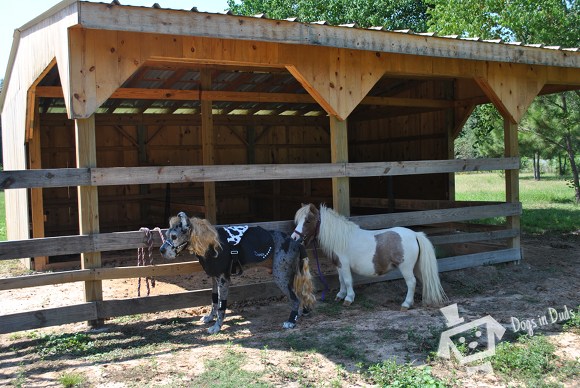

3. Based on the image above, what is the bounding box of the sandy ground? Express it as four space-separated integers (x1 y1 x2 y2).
0 233 579 387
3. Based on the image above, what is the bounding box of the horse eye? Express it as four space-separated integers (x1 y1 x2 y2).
171 234 177 240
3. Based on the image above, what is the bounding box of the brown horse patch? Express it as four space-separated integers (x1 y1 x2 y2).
372 231 404 275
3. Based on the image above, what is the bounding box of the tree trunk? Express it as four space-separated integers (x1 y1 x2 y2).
558 154 568 176
533 151 541 181
564 135 580 204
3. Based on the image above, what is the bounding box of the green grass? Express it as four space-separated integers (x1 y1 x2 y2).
366 358 447 387
563 305 580 334
192 346 268 388
491 335 580 387
455 172 579 234
58 372 87 388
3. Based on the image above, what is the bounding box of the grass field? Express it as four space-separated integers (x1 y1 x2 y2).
455 172 579 234
0 172 577 241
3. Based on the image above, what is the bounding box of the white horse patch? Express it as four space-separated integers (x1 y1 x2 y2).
223 226 249 246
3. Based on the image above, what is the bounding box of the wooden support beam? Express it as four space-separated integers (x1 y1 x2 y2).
28 94 48 270
330 117 350 216
75 115 104 327
476 62 546 124
201 70 216 223
504 119 521 253
36 85 461 109
285 46 387 120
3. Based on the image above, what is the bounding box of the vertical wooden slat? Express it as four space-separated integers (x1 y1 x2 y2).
201 70 217 223
446 81 456 201
75 115 103 327
137 123 150 222
504 119 521 253
330 117 350 216
28 93 48 270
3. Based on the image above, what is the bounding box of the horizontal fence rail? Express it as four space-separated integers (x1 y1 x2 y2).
0 157 520 189
0 202 521 261
0 247 521 334
0 156 522 334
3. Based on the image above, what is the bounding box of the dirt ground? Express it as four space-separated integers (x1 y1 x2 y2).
1 233 579 387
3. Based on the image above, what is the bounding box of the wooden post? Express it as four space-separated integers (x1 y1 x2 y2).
137 124 150 222
75 115 103 327
330 116 350 216
504 119 521 255
446 82 456 201
27 93 49 270
201 70 217 223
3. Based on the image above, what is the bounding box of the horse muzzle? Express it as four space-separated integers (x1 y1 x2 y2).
291 229 308 245
160 239 189 259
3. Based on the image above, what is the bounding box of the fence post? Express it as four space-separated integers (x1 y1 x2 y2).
504 119 521 257
75 114 104 327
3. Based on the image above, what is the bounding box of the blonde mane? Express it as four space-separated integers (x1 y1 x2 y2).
317 204 359 256
190 217 222 257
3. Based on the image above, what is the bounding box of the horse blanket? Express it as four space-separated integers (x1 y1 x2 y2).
198 226 274 277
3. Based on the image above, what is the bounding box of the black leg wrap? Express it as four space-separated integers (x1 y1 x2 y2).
288 310 299 324
212 293 219 304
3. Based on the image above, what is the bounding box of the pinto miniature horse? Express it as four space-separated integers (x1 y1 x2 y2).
291 203 447 310
160 212 316 334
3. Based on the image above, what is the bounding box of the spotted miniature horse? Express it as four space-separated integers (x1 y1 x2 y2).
160 212 316 334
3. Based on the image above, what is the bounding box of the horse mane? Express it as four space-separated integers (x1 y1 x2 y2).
317 204 359 256
187 217 222 257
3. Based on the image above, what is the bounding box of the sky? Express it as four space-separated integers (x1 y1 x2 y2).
0 0 230 80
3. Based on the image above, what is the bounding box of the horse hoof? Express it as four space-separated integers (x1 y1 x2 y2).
400 306 409 312
343 300 352 307
282 322 296 329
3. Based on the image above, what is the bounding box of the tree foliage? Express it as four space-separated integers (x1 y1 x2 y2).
227 0 429 31
427 0 580 46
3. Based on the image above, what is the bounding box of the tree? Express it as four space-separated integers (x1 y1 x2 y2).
227 0 429 31
427 0 580 46
429 0 580 202
523 92 580 202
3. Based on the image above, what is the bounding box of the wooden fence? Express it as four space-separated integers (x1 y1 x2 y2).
0 157 521 334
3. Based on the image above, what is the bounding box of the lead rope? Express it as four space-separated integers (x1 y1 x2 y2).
137 227 165 296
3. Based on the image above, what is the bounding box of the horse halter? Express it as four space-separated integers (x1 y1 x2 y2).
161 227 191 256
293 217 320 245
164 238 189 255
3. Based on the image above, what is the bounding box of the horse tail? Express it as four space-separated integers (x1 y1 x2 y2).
415 232 448 306
293 245 316 311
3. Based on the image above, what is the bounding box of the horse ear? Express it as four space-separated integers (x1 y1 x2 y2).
178 212 191 230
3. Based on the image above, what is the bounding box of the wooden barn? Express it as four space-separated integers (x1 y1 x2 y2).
0 1 579 332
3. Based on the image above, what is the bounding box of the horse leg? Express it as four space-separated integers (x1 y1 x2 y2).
272 247 301 329
201 277 219 324
208 274 230 334
336 265 355 306
399 259 417 311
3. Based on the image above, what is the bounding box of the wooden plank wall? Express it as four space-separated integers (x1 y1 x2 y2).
39 115 335 233
350 80 450 203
